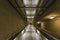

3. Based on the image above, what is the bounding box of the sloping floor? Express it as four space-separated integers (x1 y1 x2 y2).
13 24 48 40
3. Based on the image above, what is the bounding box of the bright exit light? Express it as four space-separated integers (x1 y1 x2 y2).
50 16 54 19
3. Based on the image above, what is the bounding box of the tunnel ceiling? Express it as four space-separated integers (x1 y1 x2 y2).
8 0 58 22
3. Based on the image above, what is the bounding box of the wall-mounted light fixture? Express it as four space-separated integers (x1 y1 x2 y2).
50 16 54 19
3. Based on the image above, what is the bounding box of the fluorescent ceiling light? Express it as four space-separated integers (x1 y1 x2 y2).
32 0 39 5
31 10 36 14
26 10 30 15
26 10 36 15
50 16 54 19
23 0 29 5
23 0 39 7
27 16 34 18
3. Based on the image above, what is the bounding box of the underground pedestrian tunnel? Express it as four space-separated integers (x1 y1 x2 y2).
0 0 60 40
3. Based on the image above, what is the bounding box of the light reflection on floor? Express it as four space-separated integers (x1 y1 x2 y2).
14 24 48 40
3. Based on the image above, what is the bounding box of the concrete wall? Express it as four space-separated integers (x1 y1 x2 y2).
0 0 27 40
40 0 60 39
41 18 60 39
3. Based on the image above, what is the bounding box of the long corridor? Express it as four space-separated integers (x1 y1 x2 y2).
0 0 60 40
14 24 48 40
